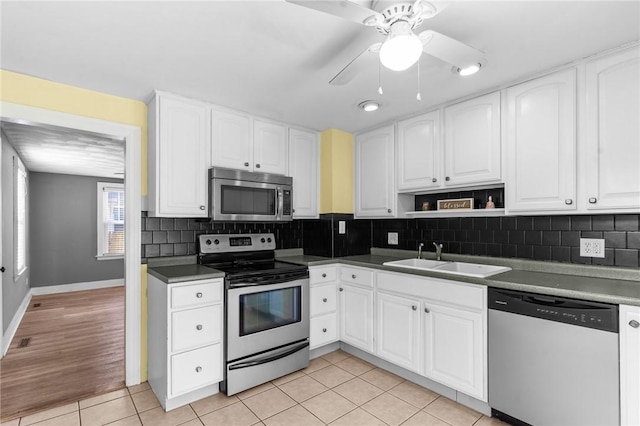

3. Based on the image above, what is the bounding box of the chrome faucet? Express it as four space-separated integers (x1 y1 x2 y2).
433 242 443 261
417 242 424 259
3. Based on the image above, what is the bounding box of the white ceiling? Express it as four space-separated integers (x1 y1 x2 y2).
1 120 124 178
1 0 639 137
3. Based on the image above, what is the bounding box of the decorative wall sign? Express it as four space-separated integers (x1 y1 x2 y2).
437 198 474 210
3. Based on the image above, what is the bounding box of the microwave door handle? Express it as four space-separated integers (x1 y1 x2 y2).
276 187 283 220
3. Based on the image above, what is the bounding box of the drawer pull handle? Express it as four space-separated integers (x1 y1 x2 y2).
322 328 327 333
322 273 327 278
322 298 328 303
195 366 202 373
196 324 203 331
565 199 573 205
589 197 597 204
387 209 392 213
256 163 261 168
352 274 356 279
199 205 206 210
630 320 640 328
196 292 203 298
432 177 437 183
339 287 343 292
424 307 430 313
412 305 417 311
244 162 249 167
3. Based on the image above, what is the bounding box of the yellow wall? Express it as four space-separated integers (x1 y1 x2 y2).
0 69 149 381
320 128 354 214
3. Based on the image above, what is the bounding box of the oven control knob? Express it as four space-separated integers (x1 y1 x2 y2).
205 239 212 245
267 237 272 243
214 239 220 245
261 238 266 243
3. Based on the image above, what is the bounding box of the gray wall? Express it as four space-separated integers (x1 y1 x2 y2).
29 172 124 287
2 134 30 333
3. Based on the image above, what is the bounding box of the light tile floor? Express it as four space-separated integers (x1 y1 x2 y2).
1 350 509 426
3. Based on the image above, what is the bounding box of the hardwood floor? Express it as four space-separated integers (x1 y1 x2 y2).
0 286 125 422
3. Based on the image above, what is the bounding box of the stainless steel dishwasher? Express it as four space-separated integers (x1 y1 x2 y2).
488 288 619 426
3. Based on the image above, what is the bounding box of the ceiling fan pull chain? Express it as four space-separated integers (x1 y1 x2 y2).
416 59 422 101
378 60 384 95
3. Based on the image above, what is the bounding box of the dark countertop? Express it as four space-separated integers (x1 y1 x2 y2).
277 251 640 307
147 264 225 284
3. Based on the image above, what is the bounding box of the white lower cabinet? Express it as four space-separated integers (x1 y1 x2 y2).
376 291 421 372
620 304 640 426
309 265 338 349
338 283 374 353
423 301 484 400
148 275 224 410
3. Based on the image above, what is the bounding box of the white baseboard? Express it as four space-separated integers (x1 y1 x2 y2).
30 279 124 295
2 291 32 357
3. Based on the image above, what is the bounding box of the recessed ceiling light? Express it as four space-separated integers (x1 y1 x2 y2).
454 63 483 76
358 101 379 112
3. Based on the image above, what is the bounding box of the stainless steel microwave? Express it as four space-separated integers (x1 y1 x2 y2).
209 167 293 221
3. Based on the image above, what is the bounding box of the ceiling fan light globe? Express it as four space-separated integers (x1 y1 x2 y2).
379 33 423 71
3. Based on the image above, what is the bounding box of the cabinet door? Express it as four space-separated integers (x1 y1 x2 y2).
397 111 441 191
443 92 501 187
253 119 288 175
423 301 484 401
376 292 421 372
210 108 252 171
506 69 577 212
620 304 640 426
154 94 209 217
584 48 640 211
355 125 395 218
338 284 374 353
310 313 338 349
289 128 319 218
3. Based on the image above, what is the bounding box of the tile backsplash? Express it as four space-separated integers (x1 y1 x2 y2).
141 212 640 268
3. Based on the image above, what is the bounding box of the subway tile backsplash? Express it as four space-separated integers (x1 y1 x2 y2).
141 212 640 268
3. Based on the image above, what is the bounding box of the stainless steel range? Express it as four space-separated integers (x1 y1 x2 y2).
197 233 309 396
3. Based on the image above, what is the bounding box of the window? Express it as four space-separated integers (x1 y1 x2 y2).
14 157 27 278
97 182 124 259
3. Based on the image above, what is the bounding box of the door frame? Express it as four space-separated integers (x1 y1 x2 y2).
0 101 142 386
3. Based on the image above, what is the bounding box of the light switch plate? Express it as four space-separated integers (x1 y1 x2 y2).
388 232 398 245
580 238 605 258
338 221 346 234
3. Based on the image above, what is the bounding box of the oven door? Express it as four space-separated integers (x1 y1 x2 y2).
226 277 309 361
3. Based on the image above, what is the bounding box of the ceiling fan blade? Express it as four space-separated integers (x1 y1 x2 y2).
418 30 485 69
329 42 381 85
285 0 379 26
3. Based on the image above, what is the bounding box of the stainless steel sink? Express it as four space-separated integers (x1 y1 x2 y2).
382 258 449 270
432 261 511 278
382 258 511 278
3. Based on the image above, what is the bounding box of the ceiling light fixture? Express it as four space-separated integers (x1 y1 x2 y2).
379 21 423 72
455 62 482 76
358 101 379 112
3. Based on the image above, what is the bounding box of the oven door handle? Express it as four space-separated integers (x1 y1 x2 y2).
229 341 309 371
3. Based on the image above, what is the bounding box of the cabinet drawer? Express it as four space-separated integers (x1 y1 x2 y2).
310 266 338 284
340 266 374 288
171 305 222 353
310 282 337 316
171 280 222 309
171 344 222 396
310 313 338 349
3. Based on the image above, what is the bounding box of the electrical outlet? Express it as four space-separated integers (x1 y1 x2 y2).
388 232 398 245
580 238 605 258
338 221 346 234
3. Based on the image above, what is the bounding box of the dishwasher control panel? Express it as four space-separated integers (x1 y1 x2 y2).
489 288 618 332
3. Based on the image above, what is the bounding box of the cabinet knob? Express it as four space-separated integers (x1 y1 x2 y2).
339 287 344 292
387 209 392 213
196 324 203 331
196 292 203 298
564 199 573 205
351 274 356 279
244 162 249 167
195 366 202 373
322 328 327 333
630 320 640 328
589 197 597 204
256 163 261 168
445 176 450 181
432 178 437 183
322 273 327 278
322 298 328 303
412 305 417 311
200 205 206 210
424 307 430 313
292 208 296 213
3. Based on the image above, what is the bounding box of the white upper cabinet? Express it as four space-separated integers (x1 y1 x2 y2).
505 69 577 213
397 111 441 191
148 91 210 217
582 47 640 212
443 92 502 187
210 107 252 171
253 119 288 175
288 128 319 218
210 111 288 175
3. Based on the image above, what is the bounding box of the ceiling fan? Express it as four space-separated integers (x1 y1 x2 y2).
286 0 486 85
